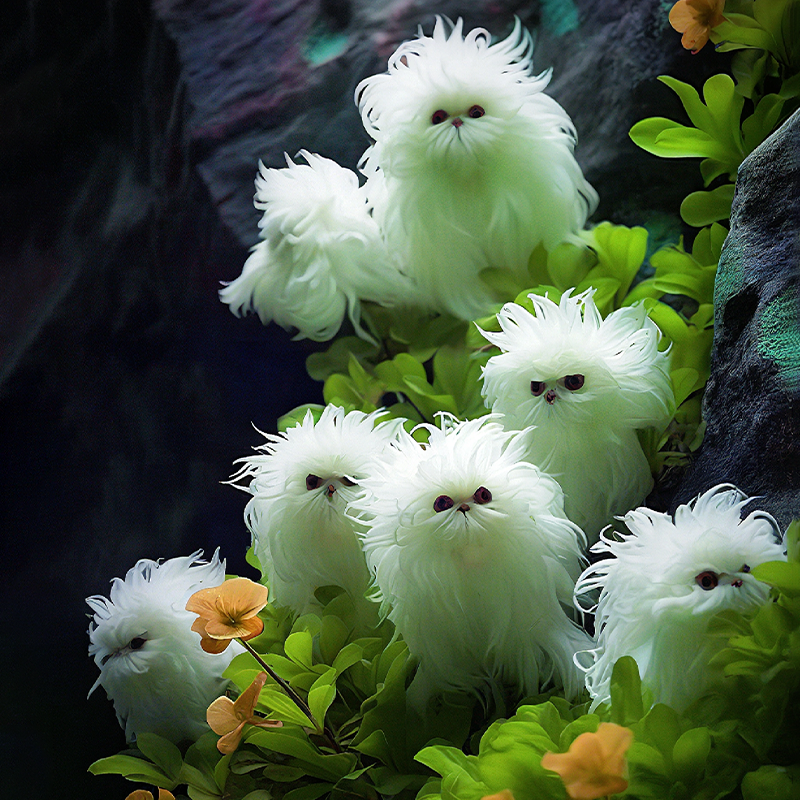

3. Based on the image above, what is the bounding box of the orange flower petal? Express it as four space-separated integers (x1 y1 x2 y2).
216 722 247 754
541 724 633 800
669 1 696 31
158 791 176 800
232 672 269 718
207 696 241 735
199 635 231 654
204 615 264 641
125 792 155 800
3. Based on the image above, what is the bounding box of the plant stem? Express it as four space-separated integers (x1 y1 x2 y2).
239 638 342 753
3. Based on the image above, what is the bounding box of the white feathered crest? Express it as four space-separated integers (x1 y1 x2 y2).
575 485 786 712
220 151 413 341
87 550 237 743
230 406 404 616
222 17 598 331
352 414 591 704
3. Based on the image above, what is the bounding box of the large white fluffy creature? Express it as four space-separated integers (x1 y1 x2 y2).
87 551 238 743
220 151 413 341
480 289 674 539
356 17 598 321
352 415 591 705
575 485 786 711
231 406 403 616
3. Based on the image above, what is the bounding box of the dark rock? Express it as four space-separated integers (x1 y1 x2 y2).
675 109 800 529
150 0 719 253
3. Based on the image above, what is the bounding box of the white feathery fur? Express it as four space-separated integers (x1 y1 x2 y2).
351 414 591 705
87 550 238 743
356 17 598 320
220 151 415 341
230 406 404 616
480 289 674 539
575 485 786 711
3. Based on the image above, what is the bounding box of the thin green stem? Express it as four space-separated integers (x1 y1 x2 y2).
239 637 342 753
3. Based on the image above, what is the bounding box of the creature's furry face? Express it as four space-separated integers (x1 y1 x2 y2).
232 406 404 605
87 551 227 681
480 290 674 432
357 18 554 177
579 485 786 622
575 485 786 709
87 551 234 741
354 416 582 562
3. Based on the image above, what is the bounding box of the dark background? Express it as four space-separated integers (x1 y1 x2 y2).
0 1 711 796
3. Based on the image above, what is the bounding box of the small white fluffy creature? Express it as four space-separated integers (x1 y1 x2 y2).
352 415 591 705
87 551 237 743
220 151 413 341
480 289 674 540
231 406 403 616
575 485 786 711
356 17 598 321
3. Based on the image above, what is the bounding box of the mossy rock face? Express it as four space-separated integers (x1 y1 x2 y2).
676 108 800 528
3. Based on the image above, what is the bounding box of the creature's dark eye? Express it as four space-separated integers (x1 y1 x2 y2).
468 105 485 119
431 109 449 125
340 477 357 487
433 495 455 513
530 381 546 396
473 486 492 505
741 563 750 573
695 571 719 591
563 374 585 391
129 637 146 650
306 474 324 491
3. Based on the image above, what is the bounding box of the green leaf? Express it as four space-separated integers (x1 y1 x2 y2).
135 733 183 780
671 727 711 785
680 184 735 227
282 783 335 800
751 560 800 596
257 688 314 727
331 642 365 675
308 669 337 729
609 656 644 726
318 614 350 665
742 765 798 800
630 118 726 159
713 18 778 53
641 704 681 768
88 754 173 786
658 76 715 133
284 630 314 669
742 94 786 152
306 337 378 382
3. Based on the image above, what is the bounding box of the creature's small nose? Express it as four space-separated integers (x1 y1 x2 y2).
545 389 557 404
452 117 463 128
458 503 470 513
326 484 336 498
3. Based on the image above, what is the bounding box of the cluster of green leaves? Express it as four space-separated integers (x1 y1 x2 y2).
414 524 800 800
89 525 800 800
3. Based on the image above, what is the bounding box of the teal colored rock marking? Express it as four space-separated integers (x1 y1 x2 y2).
303 25 350 65
757 287 800 391
714 243 745 324
540 0 580 36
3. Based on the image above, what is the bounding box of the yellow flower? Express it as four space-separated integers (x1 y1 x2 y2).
186 577 269 653
125 790 175 800
669 0 725 53
206 671 283 753
541 722 633 800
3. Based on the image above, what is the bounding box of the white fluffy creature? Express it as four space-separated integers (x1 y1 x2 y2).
352 415 591 705
356 17 598 321
87 551 238 743
231 406 404 616
480 289 674 540
575 485 787 712
220 151 413 341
